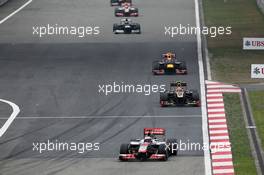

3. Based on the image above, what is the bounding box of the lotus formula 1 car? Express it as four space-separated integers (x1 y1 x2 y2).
160 81 200 107
115 4 138 17
111 0 132 6
152 52 187 75
119 128 178 161
113 18 141 34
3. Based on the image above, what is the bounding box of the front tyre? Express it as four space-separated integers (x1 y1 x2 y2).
158 144 168 161
119 143 129 161
120 143 129 154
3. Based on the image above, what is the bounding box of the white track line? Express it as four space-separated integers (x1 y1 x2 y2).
210 130 228 134
207 94 223 97
194 0 211 174
207 85 239 88
211 154 232 159
0 99 20 137
212 161 233 166
209 119 226 123
208 113 226 118
0 0 33 25
213 169 234 174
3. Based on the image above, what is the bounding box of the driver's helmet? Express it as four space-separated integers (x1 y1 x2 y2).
124 18 129 24
176 86 183 93
176 81 182 87
144 136 152 143
122 2 130 8
164 52 174 60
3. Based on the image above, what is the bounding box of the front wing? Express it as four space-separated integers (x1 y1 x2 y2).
115 12 138 17
119 154 166 161
114 29 140 34
152 68 187 75
160 99 200 107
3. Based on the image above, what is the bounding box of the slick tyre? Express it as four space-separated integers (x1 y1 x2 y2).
119 143 129 161
179 61 187 70
158 144 168 161
160 93 169 107
120 144 129 154
113 24 118 33
137 25 141 34
191 90 200 101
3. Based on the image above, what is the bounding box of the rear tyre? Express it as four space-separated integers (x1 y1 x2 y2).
134 9 139 15
113 24 118 33
137 26 141 34
160 93 169 107
191 90 199 101
179 61 187 70
114 8 118 17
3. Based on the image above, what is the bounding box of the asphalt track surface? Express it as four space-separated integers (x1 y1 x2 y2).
0 0 205 175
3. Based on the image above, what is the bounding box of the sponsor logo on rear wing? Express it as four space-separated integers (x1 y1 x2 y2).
144 128 165 135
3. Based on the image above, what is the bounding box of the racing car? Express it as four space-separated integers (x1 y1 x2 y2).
152 52 187 75
113 18 141 34
119 128 178 161
115 4 138 17
111 0 132 6
160 81 200 107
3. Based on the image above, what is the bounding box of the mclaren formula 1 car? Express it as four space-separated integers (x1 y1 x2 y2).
119 128 178 161
113 18 141 34
160 81 200 107
111 0 132 6
115 4 138 17
152 52 187 75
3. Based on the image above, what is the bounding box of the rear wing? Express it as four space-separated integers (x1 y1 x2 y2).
121 2 132 7
144 128 165 136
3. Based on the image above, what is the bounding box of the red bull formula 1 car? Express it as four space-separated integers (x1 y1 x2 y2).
160 81 200 107
152 52 187 75
119 128 178 161
115 3 138 17
111 0 132 6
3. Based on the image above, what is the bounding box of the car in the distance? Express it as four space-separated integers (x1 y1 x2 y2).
111 0 132 6
152 52 187 75
115 4 138 17
113 18 141 34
